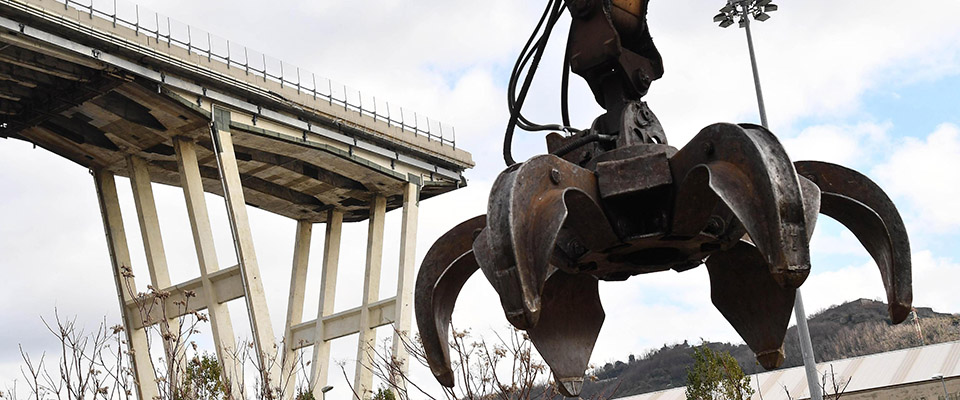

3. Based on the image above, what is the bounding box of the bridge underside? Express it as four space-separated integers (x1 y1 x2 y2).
0 24 462 222
1 73 451 222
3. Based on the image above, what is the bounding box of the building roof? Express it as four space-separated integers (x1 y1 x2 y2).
617 340 960 400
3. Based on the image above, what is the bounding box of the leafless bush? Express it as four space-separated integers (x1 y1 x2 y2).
218 338 308 400
2 265 311 400
819 364 850 400
346 326 613 400
779 364 850 400
1 313 134 400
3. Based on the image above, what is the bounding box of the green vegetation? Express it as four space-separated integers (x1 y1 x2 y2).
372 385 396 400
178 353 226 400
685 345 754 400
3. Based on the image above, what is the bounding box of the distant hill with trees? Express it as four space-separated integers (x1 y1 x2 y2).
577 298 960 399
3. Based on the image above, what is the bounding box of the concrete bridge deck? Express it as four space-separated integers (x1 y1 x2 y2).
0 0 473 222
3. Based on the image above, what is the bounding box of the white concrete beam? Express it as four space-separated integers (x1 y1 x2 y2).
282 220 312 399
127 156 173 290
355 195 387 399
310 209 342 396
127 155 183 372
174 137 242 396
124 264 243 330
210 107 280 391
93 170 158 400
391 182 419 388
289 297 398 348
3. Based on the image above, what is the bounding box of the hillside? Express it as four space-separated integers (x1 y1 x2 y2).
577 299 960 399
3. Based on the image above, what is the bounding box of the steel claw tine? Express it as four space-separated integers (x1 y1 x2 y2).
795 161 913 323
703 175 819 370
414 215 486 387
798 175 822 239
526 271 605 398
671 123 810 288
706 241 796 369
474 154 616 330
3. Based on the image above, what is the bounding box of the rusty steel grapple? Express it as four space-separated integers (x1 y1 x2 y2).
415 0 912 397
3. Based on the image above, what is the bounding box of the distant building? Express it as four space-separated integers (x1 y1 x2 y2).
618 340 960 400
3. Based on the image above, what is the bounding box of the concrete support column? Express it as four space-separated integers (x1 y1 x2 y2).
391 182 419 388
127 156 183 372
93 170 158 400
282 220 313 399
310 209 343 397
173 138 242 397
210 107 280 392
355 195 387 399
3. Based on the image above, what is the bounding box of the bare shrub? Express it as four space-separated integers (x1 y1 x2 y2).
345 326 615 400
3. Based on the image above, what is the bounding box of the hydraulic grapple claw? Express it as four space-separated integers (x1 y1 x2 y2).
474 154 616 330
705 175 821 370
706 241 795 369
526 271 604 397
671 123 811 288
414 215 486 386
414 4 914 393
795 161 913 322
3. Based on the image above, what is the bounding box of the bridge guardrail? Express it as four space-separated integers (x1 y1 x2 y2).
51 0 457 149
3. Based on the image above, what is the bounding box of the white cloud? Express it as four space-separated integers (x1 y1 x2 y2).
781 121 891 168
873 123 960 232
809 220 873 258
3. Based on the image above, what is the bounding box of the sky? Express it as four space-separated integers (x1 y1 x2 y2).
2 0 960 398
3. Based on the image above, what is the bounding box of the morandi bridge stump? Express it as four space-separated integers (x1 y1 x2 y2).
0 0 474 398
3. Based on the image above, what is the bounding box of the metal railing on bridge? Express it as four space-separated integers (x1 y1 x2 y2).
49 0 457 149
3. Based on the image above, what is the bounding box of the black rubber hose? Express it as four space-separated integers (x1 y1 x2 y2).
561 41 572 128
550 133 615 157
504 0 564 165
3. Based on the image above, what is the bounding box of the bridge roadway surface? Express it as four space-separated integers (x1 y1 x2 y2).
0 0 474 223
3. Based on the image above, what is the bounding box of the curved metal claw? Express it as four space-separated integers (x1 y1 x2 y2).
795 161 913 323
671 123 810 288
474 154 617 330
526 271 605 397
705 176 821 370
706 242 796 369
414 215 486 387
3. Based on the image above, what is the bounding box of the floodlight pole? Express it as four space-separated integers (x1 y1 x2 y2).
741 15 769 128
721 2 822 400
793 291 823 400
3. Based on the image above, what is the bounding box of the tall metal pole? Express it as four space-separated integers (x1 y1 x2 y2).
736 3 821 399
741 15 769 129
793 291 823 400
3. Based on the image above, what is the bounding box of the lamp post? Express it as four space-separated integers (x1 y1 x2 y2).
714 0 777 128
933 373 949 399
714 3 824 400
320 385 334 399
